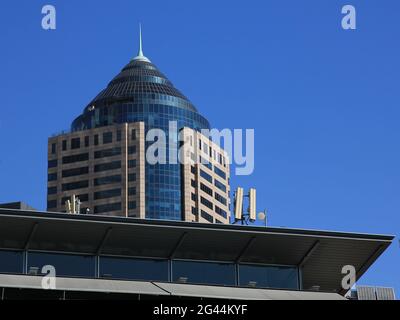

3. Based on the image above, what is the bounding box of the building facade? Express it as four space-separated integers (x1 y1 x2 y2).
47 32 230 223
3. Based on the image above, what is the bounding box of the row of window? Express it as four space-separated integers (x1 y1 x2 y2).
51 130 137 154
0 250 299 290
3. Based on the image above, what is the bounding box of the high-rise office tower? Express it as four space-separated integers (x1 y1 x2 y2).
47 29 231 223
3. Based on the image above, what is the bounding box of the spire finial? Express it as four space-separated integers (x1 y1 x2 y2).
133 23 151 62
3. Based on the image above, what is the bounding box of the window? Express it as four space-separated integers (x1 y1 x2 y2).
117 130 122 142
128 159 137 168
0 250 23 274
131 129 136 140
62 153 89 164
172 261 235 286
200 183 213 197
214 167 226 180
27 252 95 278
71 138 80 149
200 157 212 171
47 200 57 209
201 210 214 223
94 202 121 214
51 143 56 154
94 188 121 200
103 132 113 144
191 179 196 188
200 170 212 183
99 257 168 281
238 265 299 290
94 147 121 159
191 193 197 202
201 197 213 210
128 146 136 154
62 180 89 192
94 134 99 146
47 186 57 195
94 161 121 172
215 206 227 219
128 187 136 196
129 173 136 182
215 193 227 206
48 159 57 168
191 207 198 215
62 140 67 151
62 166 89 178
85 136 89 147
48 173 57 182
128 201 137 210
94 175 121 186
191 166 196 174
214 179 226 193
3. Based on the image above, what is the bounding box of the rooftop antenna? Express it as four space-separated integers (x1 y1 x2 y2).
133 23 151 63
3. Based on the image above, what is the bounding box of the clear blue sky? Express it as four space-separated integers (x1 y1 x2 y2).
0 0 398 294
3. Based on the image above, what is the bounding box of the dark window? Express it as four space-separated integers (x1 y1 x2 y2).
201 197 213 210
62 166 89 178
172 261 235 286
94 134 99 146
99 257 168 281
129 173 136 182
201 210 214 223
48 160 57 168
51 143 56 154
71 138 80 149
215 193 227 206
191 207 198 215
128 159 137 168
85 136 89 147
28 252 95 278
131 129 136 140
191 166 196 174
94 202 121 214
200 157 212 171
200 170 212 183
94 188 121 200
62 180 89 192
128 201 137 210
215 206 227 219
200 183 213 196
239 265 299 290
128 146 136 154
214 179 226 193
214 167 226 180
117 130 122 142
47 200 57 209
191 179 196 188
129 187 136 196
47 186 57 195
62 153 89 164
94 175 121 186
103 132 113 144
191 193 197 202
48 173 57 182
62 140 67 151
0 250 23 274
94 161 121 172
94 147 121 159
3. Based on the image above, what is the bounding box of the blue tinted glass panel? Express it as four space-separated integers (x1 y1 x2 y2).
239 264 299 290
172 260 235 286
99 257 168 281
0 250 23 274
28 252 95 278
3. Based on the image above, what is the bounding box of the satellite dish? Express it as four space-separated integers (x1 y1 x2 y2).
258 212 266 221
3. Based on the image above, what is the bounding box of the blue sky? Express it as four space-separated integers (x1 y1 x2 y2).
0 0 398 294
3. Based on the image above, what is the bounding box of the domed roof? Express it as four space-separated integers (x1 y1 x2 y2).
84 26 197 113
86 59 197 113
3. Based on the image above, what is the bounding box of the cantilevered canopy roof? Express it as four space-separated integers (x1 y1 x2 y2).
0 209 393 295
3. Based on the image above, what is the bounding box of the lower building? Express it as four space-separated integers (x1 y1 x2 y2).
0 208 394 300
347 286 396 300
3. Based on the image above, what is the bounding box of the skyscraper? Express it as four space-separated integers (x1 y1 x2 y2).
47 28 231 223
